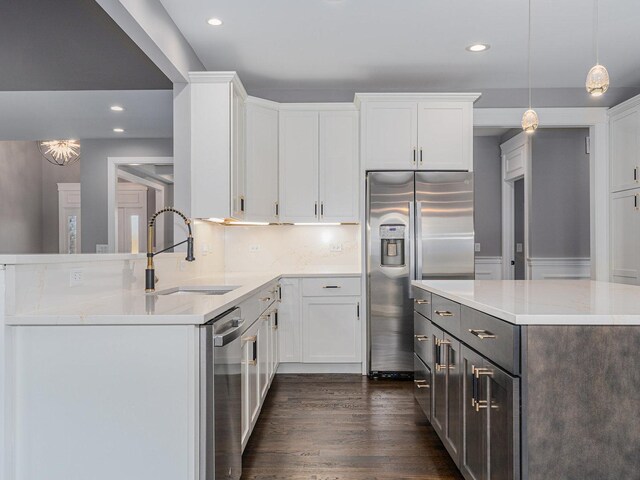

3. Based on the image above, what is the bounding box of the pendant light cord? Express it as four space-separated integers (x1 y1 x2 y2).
594 0 599 64
528 0 532 109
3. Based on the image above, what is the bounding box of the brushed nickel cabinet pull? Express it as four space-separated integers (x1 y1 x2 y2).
469 329 497 340
414 380 430 389
322 285 341 289
415 299 430 305
635 167 639 182
435 310 454 317
635 194 639 210
259 296 272 302
314 201 318 216
413 148 417 164
419 148 423 165
414 334 429 342
320 202 324 217
473 367 493 412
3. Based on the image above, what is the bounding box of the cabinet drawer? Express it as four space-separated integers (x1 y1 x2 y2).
302 276 361 296
414 311 432 366
257 283 279 315
460 306 520 375
431 295 461 337
412 288 432 319
414 353 432 421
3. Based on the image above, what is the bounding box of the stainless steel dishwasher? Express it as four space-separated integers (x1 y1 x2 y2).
200 307 244 480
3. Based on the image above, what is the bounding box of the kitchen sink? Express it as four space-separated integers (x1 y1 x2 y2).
153 286 240 296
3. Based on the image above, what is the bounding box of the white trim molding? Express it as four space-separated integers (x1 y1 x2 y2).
107 156 173 253
475 256 503 280
527 257 592 280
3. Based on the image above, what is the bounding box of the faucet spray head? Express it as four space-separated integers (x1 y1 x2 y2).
186 236 195 262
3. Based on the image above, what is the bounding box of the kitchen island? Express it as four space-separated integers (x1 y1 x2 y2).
411 279 640 480
2 265 361 480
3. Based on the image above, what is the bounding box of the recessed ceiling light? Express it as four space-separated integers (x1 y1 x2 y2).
207 18 223 26
110 105 124 112
466 44 490 52
113 128 125 133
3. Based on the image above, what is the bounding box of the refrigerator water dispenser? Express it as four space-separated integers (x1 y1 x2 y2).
380 225 405 266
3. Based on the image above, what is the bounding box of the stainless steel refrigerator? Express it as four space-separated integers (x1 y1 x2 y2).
366 171 474 376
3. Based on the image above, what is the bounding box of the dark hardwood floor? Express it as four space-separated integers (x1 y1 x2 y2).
242 374 463 480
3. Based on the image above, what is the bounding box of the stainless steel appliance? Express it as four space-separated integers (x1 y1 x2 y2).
367 171 474 376
200 307 245 479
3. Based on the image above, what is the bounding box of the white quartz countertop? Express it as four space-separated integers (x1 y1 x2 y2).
412 280 640 325
6 271 361 326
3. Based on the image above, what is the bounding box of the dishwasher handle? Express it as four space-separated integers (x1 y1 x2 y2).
213 318 246 347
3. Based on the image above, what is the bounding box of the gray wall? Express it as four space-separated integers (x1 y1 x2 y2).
0 141 79 254
0 142 42 253
473 136 502 257
80 138 172 252
530 129 590 257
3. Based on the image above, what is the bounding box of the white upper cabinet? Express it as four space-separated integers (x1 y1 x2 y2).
609 99 640 193
319 111 359 222
362 102 418 170
181 72 247 220
417 101 471 171
231 88 246 219
358 94 479 172
279 106 359 223
279 110 320 222
245 99 279 222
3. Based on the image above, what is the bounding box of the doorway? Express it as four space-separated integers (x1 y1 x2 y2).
513 178 525 280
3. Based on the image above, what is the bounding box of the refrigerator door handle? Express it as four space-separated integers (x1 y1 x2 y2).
408 201 416 294
416 201 423 281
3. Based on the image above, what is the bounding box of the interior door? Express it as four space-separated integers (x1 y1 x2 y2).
416 172 475 280
513 179 525 280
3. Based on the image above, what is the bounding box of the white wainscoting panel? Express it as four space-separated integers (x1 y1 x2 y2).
475 257 503 280
527 258 592 280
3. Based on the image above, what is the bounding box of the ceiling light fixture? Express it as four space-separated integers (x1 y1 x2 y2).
113 128 125 133
110 105 124 112
466 44 490 52
38 140 81 166
522 0 539 133
586 0 610 96
207 18 223 26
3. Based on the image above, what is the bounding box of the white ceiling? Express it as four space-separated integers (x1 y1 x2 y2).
160 0 640 105
0 90 172 140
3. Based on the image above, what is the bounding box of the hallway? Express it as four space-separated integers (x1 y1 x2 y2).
242 374 463 480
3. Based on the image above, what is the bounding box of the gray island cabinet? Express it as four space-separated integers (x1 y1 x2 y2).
412 280 640 480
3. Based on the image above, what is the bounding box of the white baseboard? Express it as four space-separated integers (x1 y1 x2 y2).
276 363 362 374
475 256 502 280
527 257 591 280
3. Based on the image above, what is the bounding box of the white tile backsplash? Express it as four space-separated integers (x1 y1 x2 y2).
224 224 361 274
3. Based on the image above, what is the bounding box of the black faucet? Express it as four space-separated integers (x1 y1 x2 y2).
145 207 195 292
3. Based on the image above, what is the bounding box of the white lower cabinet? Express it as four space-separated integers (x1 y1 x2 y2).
242 320 260 447
257 312 271 402
278 276 362 366
278 278 303 362
302 297 361 363
611 189 640 284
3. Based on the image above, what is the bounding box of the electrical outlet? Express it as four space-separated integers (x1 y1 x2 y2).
69 269 83 287
95 244 109 254
330 243 343 252
516 243 524 253
474 243 481 252
249 245 261 252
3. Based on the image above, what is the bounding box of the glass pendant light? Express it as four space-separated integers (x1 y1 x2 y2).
522 0 539 133
586 0 610 96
